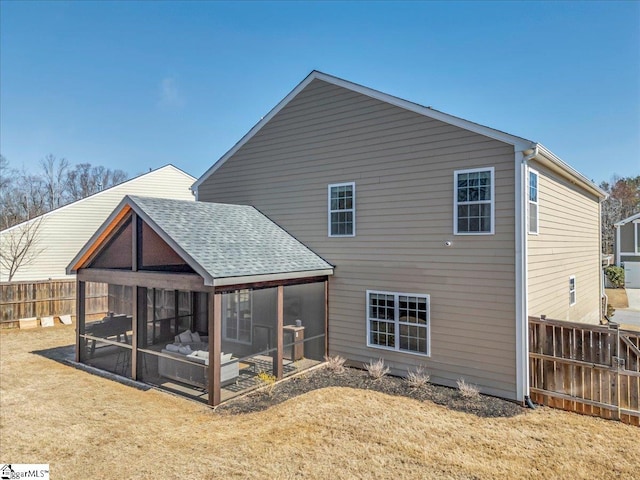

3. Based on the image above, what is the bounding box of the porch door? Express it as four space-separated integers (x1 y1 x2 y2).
222 290 252 344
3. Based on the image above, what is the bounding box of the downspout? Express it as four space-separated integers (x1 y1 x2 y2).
516 144 538 406
615 224 620 266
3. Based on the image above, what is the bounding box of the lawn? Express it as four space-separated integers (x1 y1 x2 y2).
1 325 638 479
606 288 629 308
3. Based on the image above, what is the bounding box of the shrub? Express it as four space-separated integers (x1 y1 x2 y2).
257 370 277 396
324 354 346 374
405 366 430 388
456 378 480 400
605 265 625 288
364 358 390 380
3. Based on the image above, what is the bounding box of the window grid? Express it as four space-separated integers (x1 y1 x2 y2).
569 276 576 306
367 290 430 356
529 169 539 234
328 182 355 237
454 168 494 235
369 293 395 348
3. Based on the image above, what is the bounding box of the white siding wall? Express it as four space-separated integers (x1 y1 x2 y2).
0 166 195 282
527 160 601 324
197 79 519 399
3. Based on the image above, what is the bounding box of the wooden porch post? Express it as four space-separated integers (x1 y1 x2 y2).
275 285 284 380
131 286 138 380
208 291 222 406
75 279 85 362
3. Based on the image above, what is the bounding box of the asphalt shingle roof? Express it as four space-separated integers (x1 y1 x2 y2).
128 195 332 280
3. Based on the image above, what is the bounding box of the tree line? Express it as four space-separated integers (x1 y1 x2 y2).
600 175 639 254
0 154 128 230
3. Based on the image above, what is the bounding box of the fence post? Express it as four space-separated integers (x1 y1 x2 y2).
609 322 621 421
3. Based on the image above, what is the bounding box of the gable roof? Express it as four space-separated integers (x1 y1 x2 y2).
1 164 195 234
67 195 334 286
192 71 605 199
614 212 640 227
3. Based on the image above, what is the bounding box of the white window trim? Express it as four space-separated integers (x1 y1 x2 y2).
328 181 356 237
528 167 539 235
366 289 431 357
635 223 640 254
453 167 495 235
569 275 576 307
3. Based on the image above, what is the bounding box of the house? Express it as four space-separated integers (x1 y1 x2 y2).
614 212 640 288
193 71 606 403
0 165 195 282
67 195 332 405
68 72 606 406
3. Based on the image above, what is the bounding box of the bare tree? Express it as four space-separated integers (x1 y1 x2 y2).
65 163 128 201
40 154 69 210
0 217 45 281
600 175 640 254
0 155 17 229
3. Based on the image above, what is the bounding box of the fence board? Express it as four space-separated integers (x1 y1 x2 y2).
529 317 640 426
1 280 108 326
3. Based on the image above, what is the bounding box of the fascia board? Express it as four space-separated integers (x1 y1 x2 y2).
66 196 133 274
193 70 535 191
614 212 640 227
535 145 607 200
192 71 319 191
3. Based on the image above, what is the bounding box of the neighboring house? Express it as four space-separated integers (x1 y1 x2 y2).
193 71 607 403
0 165 195 282
614 212 640 288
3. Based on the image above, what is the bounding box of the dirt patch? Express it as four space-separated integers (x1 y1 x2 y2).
217 366 524 418
606 288 629 308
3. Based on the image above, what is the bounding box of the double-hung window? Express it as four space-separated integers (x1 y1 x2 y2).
367 290 430 356
328 182 355 237
569 276 576 306
454 167 495 235
528 169 539 234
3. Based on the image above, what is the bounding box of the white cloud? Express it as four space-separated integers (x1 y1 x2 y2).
158 77 185 108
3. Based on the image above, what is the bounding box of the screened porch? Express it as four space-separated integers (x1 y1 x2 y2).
68 196 333 405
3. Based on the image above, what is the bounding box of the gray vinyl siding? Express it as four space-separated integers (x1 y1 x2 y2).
527 160 601 324
619 223 636 252
198 79 518 399
0 166 195 282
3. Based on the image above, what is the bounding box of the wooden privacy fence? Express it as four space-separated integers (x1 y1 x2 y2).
529 316 640 426
0 280 108 327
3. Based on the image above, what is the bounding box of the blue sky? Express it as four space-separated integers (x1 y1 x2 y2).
1 1 638 184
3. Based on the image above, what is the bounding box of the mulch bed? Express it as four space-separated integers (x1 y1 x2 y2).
216 366 525 418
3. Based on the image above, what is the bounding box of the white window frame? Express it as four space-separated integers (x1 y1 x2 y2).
569 276 576 307
328 181 356 237
453 167 495 235
366 290 431 357
528 168 539 235
222 289 253 345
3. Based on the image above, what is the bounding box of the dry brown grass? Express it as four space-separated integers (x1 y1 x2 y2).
606 288 629 309
1 326 639 479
